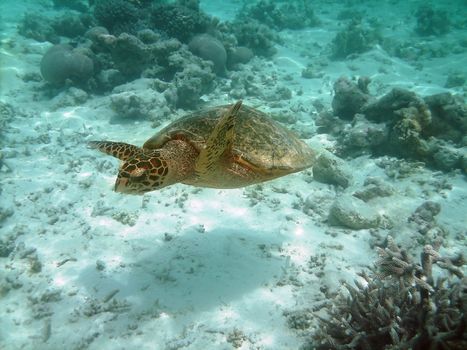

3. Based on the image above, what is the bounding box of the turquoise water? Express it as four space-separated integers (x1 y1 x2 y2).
0 1 466 349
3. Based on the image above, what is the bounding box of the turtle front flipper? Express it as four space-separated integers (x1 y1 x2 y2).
88 141 141 161
194 100 242 178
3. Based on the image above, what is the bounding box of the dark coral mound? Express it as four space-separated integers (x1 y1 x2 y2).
188 34 227 75
309 236 466 350
227 20 279 57
52 0 88 12
331 19 380 59
40 44 94 85
18 13 60 43
415 5 451 36
150 3 211 43
240 0 320 30
93 0 141 34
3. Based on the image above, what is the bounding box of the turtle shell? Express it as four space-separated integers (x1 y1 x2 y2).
143 104 315 175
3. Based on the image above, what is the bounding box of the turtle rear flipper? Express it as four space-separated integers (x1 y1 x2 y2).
88 141 141 161
194 100 242 177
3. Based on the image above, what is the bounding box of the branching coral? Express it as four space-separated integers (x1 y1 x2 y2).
310 236 466 350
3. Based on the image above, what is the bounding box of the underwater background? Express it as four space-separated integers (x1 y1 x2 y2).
0 0 466 349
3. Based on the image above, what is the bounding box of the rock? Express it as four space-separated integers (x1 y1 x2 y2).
342 114 388 151
313 150 352 188
432 144 462 171
109 79 169 120
329 195 381 229
51 87 88 110
353 177 394 202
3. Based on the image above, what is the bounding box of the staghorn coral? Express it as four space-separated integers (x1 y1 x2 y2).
309 236 466 350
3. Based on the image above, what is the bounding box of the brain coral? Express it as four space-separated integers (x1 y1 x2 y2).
40 44 94 85
188 34 227 75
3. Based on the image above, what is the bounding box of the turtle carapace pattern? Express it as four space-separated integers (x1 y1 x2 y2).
88 101 316 195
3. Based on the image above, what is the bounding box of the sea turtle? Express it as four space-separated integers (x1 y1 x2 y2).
88 101 315 194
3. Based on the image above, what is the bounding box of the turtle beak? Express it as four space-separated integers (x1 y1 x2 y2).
114 177 129 193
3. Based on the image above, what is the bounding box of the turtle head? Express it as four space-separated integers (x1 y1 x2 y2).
114 149 173 194
88 140 196 194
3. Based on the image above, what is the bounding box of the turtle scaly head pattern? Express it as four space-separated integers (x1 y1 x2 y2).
88 140 197 194
88 141 141 161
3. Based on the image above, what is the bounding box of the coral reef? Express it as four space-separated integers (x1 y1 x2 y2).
331 20 380 59
445 72 466 88
93 0 141 35
51 12 92 38
172 59 216 108
53 0 88 12
309 236 466 350
227 19 279 57
325 77 467 172
239 0 320 30
18 13 59 43
150 3 211 43
415 5 451 36
40 44 94 85
332 76 372 120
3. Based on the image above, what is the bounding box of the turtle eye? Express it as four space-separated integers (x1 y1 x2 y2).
129 167 147 178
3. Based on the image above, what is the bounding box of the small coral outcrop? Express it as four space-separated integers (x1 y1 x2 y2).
415 5 451 36
40 44 94 85
150 3 211 43
331 20 380 59
239 0 320 30
188 34 227 76
324 77 467 173
93 0 140 34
